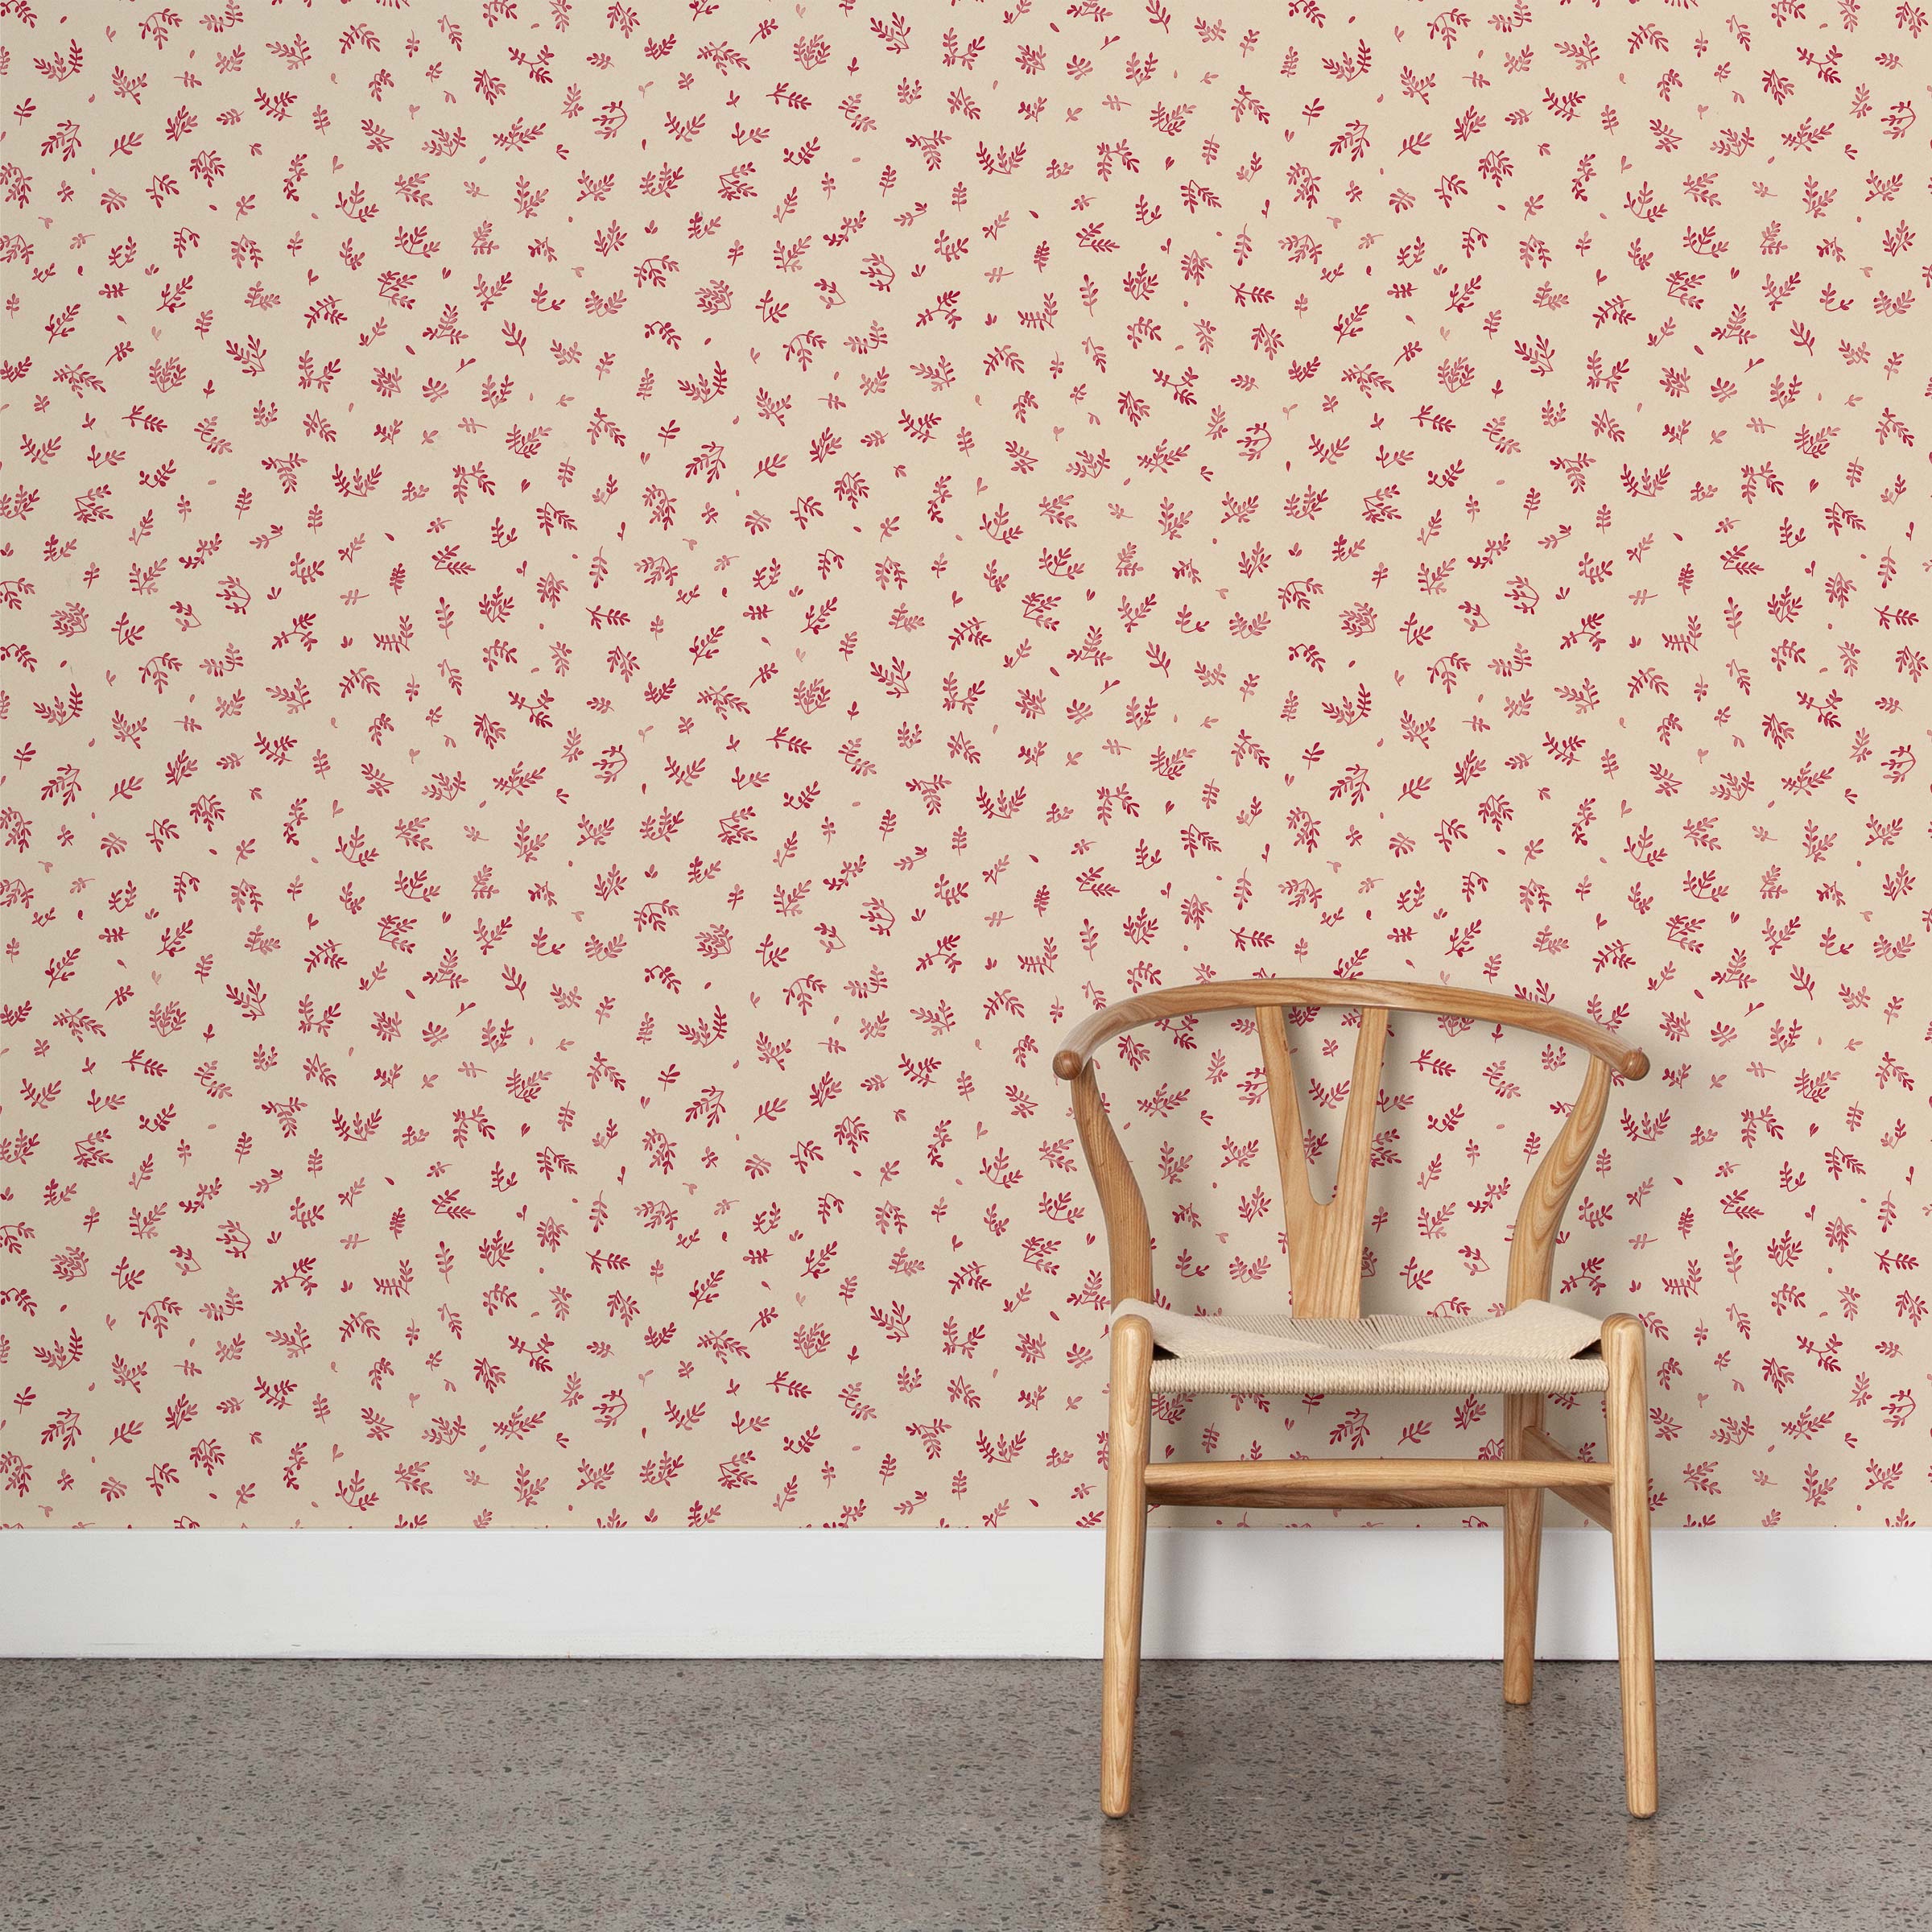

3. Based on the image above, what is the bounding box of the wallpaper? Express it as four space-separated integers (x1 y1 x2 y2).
1 0 1926 1532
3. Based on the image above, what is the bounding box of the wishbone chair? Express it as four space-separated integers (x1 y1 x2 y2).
1055 976 1657 1818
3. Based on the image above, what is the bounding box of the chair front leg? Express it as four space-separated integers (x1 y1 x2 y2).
1502 1392 1544 1705
1602 1314 1657 1817
1101 1310 1153 1818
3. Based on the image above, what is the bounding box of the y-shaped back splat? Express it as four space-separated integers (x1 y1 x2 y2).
1255 1004 1389 1319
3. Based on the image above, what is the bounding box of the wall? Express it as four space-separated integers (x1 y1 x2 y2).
2 0 1925 1534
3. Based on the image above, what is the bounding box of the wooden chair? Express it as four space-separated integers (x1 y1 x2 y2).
1054 977 1657 1819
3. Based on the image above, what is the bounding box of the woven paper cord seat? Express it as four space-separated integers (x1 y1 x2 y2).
1143 1308 1612 1397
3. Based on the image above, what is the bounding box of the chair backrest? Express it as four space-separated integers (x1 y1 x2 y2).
1055 976 1647 1321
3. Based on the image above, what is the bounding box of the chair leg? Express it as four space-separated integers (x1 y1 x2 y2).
1100 1311 1153 1818
1602 1314 1657 1818
1502 1393 1544 1706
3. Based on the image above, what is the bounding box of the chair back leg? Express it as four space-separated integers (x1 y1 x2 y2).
1101 1312 1153 1817
1502 1392 1545 1705
1603 1315 1658 1817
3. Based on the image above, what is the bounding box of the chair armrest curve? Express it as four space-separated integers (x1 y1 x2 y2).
1054 976 1648 1082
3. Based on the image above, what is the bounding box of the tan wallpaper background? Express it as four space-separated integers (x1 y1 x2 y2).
1 0 1926 1530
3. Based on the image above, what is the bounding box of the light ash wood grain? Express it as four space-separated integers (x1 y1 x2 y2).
1520 1424 1616 1531
1254 1002 1387 1319
1142 1457 1613 1508
1604 1313 1659 1817
1100 1312 1152 1818
1503 1392 1545 1706
1055 976 1649 1083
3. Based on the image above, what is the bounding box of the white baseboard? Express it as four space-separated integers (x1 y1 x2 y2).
2 1528 1925 1661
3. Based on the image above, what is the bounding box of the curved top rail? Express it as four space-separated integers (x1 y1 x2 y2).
1052 976 1649 1083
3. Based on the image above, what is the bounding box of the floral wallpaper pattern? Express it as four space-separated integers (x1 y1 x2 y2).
2 0 1926 1530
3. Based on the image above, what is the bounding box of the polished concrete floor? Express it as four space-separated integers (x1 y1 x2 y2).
2 1660 1926 1931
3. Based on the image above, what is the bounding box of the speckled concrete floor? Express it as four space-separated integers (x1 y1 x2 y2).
2 1661 1926 1932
